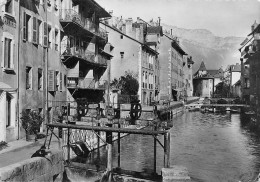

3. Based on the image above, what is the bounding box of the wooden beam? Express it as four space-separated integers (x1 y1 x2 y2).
47 123 167 135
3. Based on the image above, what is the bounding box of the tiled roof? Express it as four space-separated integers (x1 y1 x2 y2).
198 61 207 71
147 26 163 36
248 24 260 36
230 64 241 72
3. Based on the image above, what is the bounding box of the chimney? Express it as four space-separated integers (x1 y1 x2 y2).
139 23 144 43
158 17 161 26
251 20 258 32
122 24 126 34
137 17 140 23
125 18 133 36
171 29 172 35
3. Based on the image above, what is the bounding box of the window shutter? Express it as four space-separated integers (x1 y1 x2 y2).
60 72 62 91
36 20 39 44
43 22 48 47
64 75 67 87
32 17 37 44
23 12 27 41
55 71 58 91
48 70 55 91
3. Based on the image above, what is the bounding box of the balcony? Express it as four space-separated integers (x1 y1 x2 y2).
67 77 107 90
61 43 108 67
59 9 108 42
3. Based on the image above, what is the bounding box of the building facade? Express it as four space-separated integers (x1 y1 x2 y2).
146 28 188 101
227 63 241 97
59 0 113 117
101 17 159 105
0 0 19 142
19 0 67 137
183 56 194 97
193 61 224 98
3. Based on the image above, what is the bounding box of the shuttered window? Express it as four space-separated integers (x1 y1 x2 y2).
55 71 59 91
48 70 55 91
4 38 11 68
23 12 28 41
60 72 63 91
32 17 37 44
43 22 48 47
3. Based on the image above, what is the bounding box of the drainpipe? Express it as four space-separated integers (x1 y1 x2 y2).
44 0 49 126
16 0 21 140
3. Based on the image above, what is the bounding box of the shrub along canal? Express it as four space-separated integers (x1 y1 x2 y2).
88 111 260 181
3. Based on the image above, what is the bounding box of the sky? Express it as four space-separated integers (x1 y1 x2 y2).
96 0 260 38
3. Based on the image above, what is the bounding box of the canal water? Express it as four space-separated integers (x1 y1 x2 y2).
91 111 260 182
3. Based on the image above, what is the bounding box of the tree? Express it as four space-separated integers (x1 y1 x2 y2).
215 81 230 97
110 71 139 95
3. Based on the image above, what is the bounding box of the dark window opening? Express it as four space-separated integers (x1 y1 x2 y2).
120 52 124 59
38 68 43 90
26 66 32 90
5 0 12 14
6 94 11 127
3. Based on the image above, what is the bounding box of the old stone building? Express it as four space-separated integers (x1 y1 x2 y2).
60 0 113 106
193 61 224 97
240 21 260 117
0 0 19 142
19 0 67 137
101 17 160 105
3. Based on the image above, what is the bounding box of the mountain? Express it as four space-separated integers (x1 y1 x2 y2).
162 23 244 72
108 16 244 72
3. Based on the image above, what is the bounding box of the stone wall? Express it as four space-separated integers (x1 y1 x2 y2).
0 150 64 182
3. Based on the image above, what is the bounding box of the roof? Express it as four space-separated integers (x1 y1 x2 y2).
198 61 207 71
147 26 163 36
207 69 224 78
171 41 187 55
73 0 111 18
248 24 260 36
229 64 241 72
234 79 241 86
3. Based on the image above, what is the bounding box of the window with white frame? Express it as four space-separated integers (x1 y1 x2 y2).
1 33 14 70
23 12 31 41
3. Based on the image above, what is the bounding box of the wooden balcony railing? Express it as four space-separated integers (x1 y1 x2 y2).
67 77 107 90
59 9 108 40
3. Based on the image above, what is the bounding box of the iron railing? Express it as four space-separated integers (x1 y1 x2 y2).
59 9 108 40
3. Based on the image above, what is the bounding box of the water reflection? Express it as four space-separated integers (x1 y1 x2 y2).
90 112 260 182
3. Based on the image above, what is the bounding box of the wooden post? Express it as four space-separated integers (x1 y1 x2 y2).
154 125 157 173
164 132 170 168
67 128 70 162
118 123 121 168
106 123 113 181
97 122 100 168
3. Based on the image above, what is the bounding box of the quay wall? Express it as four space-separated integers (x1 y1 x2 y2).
0 150 64 182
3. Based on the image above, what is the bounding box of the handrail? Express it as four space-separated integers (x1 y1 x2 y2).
47 123 167 135
67 77 107 89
